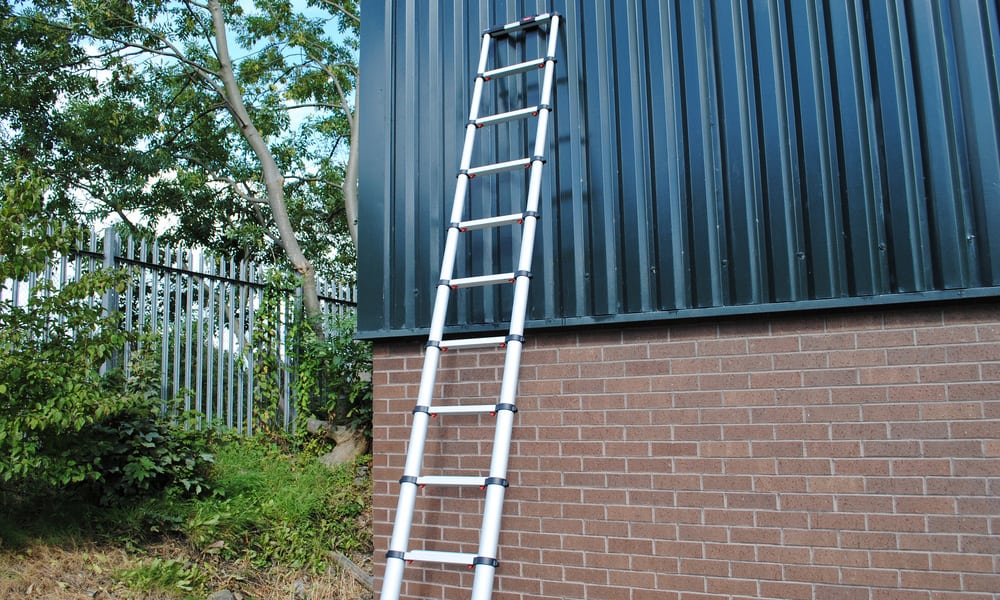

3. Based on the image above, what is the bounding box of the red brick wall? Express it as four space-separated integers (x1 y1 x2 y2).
371 302 1000 599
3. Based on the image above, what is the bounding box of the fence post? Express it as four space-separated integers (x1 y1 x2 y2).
101 226 120 374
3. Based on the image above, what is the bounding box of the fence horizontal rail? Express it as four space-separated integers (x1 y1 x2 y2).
3 226 356 434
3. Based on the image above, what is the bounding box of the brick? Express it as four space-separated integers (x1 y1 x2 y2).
870 590 930 600
698 337 748 356
915 324 978 345
895 422 954 441
751 370 803 388
705 576 758 595
814 584 870 600
759 581 813 600
897 533 959 552
801 332 857 350
869 550 930 570
679 557 729 577
964 573 1000 593
720 354 772 372
900 570 962 591
948 382 1000 401
888 384 948 402
839 531 896 550
860 366 918 385
837 494 893 512
829 348 888 368
806 441 863 458
671 358 723 376
857 329 915 348
756 509 810 528
778 458 832 475
648 340 697 359
809 511 866 530
722 424 774 440
923 402 986 421
780 493 835 511
891 458 952 476
783 564 840 584
752 441 805 457
784 527 837 547
806 404 862 422
752 475 808 493
928 515 989 534
864 476 923 494
774 351 829 370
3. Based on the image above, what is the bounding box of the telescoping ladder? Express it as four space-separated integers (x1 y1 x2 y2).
380 12 562 600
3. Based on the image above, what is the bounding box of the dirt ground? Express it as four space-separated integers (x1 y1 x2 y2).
0 540 372 600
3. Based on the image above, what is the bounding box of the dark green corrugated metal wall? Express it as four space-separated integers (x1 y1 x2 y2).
357 0 1000 339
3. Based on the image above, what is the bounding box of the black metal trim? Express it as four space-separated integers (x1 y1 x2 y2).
399 475 418 485
448 221 461 230
531 155 547 164
386 550 405 561
412 405 430 415
494 403 518 414
484 477 509 488
425 340 441 349
523 210 541 220
438 279 450 288
505 334 526 344
514 270 532 279
537 103 552 112
472 556 499 568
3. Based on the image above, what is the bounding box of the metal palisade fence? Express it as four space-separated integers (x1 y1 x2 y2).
0 226 357 434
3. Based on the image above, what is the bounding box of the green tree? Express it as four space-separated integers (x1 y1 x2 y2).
0 0 360 328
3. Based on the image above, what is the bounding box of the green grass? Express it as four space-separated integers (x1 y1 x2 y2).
1 434 372 596
178 437 372 570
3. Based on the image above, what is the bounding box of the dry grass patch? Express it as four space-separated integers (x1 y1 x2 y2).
0 540 371 599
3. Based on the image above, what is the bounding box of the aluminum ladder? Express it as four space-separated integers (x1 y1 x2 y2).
380 12 562 600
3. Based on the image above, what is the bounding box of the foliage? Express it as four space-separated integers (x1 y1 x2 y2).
117 557 206 596
301 312 372 434
252 271 372 435
0 0 360 284
178 438 371 570
0 170 214 504
0 169 132 487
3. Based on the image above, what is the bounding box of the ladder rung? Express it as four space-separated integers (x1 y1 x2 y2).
458 213 527 232
474 106 542 128
440 336 507 351
466 157 531 178
417 475 487 487
447 273 515 289
482 58 545 80
484 12 555 36
428 404 497 416
404 550 477 566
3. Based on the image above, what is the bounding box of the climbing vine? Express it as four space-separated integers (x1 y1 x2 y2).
251 272 372 440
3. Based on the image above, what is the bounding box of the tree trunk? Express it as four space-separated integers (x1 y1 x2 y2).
208 0 325 335
342 92 359 247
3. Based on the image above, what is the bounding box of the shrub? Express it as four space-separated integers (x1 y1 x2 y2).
0 170 214 504
0 169 131 487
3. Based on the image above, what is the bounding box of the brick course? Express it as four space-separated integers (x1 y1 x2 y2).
372 302 1000 599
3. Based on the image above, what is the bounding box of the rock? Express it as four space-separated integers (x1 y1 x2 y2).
319 428 369 468
207 591 236 600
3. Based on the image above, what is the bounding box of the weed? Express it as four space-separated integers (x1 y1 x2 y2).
117 557 206 597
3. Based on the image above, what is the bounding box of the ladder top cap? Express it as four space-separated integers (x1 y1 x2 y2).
483 11 561 36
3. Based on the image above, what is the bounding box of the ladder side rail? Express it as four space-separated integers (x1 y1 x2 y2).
470 15 561 600
380 31 494 600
